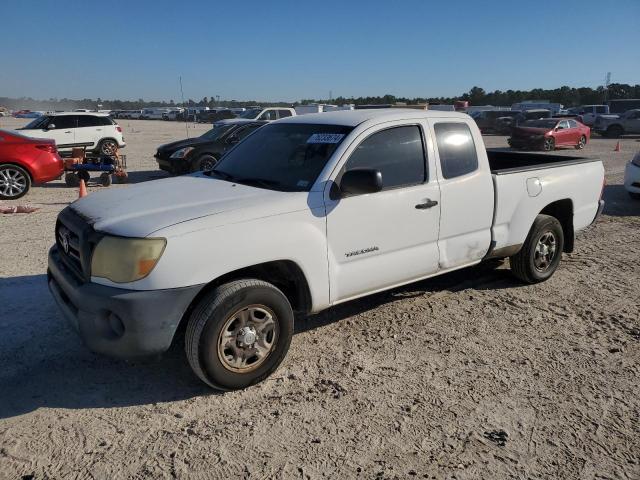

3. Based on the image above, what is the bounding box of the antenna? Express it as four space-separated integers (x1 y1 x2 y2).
179 76 189 138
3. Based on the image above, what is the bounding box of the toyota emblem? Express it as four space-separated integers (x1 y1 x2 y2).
59 228 70 254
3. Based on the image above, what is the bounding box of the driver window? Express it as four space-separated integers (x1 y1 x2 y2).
49 116 76 129
342 126 426 191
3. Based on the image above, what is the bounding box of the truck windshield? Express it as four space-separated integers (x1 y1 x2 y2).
239 109 262 119
210 123 353 192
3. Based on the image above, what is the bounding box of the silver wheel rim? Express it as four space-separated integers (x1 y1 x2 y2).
578 136 586 148
0 168 27 197
544 139 553 150
101 141 117 155
217 305 278 373
534 231 557 272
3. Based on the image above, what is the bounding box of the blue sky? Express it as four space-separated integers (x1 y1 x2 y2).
2 0 639 102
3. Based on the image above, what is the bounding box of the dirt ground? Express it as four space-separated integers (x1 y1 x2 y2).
0 117 638 480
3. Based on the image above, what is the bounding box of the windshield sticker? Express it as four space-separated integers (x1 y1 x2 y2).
307 133 345 144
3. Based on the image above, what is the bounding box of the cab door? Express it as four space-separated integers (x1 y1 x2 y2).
325 122 441 303
554 120 573 145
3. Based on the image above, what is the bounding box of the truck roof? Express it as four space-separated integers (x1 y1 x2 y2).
278 108 469 127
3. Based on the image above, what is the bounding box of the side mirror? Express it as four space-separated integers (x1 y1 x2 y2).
46 124 56 130
339 169 383 196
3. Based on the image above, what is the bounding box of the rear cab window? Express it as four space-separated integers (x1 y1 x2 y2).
433 122 478 179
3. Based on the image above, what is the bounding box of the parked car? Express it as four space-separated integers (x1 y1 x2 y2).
216 107 296 125
196 109 235 123
162 109 184 120
472 110 520 133
624 152 640 200
508 118 590 151
593 109 640 138
155 120 266 174
47 109 605 390
574 105 609 126
0 129 63 199
496 109 553 134
15 111 44 119
18 112 126 155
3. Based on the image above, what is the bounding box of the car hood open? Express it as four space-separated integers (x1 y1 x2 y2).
71 174 309 237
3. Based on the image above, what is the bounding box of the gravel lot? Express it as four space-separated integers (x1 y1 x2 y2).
0 117 638 479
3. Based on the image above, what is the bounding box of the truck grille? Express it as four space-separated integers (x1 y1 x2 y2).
55 208 99 283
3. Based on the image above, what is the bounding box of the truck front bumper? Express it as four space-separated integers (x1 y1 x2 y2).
48 246 203 359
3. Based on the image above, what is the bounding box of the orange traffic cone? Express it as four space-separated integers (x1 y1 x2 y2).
79 179 88 198
614 141 621 152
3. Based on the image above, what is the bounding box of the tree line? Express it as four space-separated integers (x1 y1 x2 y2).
2 84 639 111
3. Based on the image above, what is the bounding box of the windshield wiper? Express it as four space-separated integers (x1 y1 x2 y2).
235 177 291 191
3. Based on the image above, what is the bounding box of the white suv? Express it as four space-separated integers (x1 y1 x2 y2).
19 112 126 155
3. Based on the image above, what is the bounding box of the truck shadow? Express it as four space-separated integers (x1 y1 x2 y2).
0 262 518 419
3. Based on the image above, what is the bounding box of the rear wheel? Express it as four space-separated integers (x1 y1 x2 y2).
0 164 31 200
606 125 623 138
510 214 564 284
98 139 119 156
185 279 294 390
575 135 587 149
542 137 555 151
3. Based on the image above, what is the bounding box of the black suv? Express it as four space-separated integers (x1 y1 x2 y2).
155 120 266 174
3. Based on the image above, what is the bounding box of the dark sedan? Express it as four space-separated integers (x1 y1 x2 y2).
155 120 267 174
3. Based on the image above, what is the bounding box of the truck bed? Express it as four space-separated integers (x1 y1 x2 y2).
487 149 600 175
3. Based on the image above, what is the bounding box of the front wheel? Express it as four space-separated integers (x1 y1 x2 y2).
185 279 294 390
190 154 218 173
542 137 555 151
575 135 587 149
510 214 564 284
0 164 31 200
606 125 623 138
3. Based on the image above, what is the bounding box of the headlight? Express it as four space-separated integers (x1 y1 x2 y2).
632 153 640 168
91 236 166 283
170 147 194 159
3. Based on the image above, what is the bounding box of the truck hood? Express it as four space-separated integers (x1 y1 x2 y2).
71 174 307 237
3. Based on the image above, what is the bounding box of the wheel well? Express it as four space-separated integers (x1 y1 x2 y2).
176 260 312 337
540 199 574 252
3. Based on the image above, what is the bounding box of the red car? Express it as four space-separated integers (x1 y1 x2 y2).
508 118 590 151
0 129 64 200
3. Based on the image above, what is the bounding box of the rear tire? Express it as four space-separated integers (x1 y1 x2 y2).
606 125 623 138
185 279 294 390
575 135 587 149
510 214 564 284
0 164 31 200
98 139 118 156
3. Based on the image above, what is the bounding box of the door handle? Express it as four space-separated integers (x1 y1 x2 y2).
64 131 72 133
415 199 438 209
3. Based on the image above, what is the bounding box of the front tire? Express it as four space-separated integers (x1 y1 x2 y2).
0 164 31 200
575 135 587 149
185 279 294 390
542 137 555 151
510 214 564 284
190 154 218 173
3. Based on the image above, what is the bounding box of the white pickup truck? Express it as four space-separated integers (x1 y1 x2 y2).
48 110 605 390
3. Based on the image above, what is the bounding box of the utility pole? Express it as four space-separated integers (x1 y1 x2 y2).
216 95 220 106
604 72 611 102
